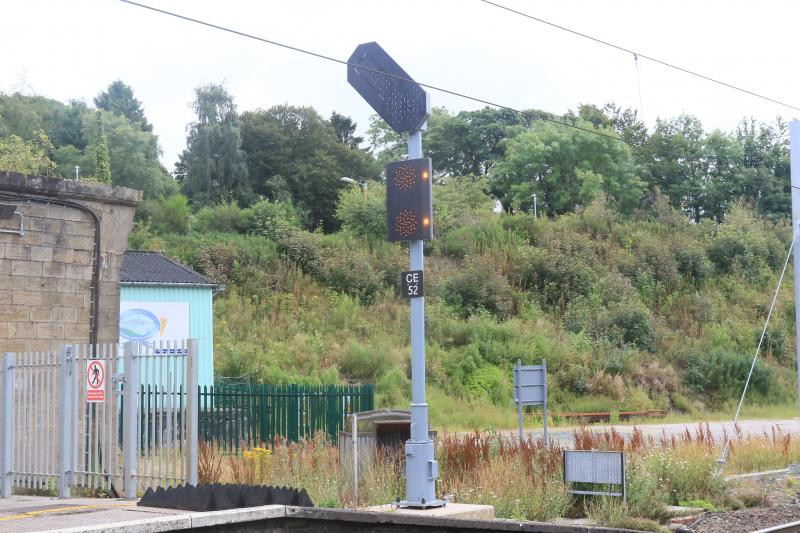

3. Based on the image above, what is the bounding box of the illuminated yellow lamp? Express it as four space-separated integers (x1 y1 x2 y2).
423 216 430 227
422 169 429 180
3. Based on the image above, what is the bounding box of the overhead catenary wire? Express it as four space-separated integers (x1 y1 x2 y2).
479 0 800 113
717 220 800 467
118 0 796 194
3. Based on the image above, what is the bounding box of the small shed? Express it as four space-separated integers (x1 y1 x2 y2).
119 250 220 388
338 409 437 467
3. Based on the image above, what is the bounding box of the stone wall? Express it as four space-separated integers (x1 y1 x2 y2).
0 172 141 353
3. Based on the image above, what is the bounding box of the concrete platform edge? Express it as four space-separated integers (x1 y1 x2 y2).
31 504 641 533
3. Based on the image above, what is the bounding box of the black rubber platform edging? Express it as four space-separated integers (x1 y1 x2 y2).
138 483 314 511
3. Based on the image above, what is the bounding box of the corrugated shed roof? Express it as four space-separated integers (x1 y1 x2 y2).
121 250 215 286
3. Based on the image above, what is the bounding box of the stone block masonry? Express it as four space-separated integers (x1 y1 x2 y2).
0 172 141 353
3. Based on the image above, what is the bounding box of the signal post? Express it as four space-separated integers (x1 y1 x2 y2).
348 42 444 508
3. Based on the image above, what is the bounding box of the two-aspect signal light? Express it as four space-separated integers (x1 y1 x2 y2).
386 157 433 242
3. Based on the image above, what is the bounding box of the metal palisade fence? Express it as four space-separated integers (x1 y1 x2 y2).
0 341 198 499
197 384 374 450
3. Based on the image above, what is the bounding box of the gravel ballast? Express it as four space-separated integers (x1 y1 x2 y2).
692 504 800 533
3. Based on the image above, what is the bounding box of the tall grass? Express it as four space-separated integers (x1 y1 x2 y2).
199 424 798 527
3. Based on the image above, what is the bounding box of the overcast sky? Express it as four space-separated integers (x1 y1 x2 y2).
2 0 799 170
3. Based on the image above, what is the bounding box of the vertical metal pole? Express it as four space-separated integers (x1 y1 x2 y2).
542 359 549 446
186 339 199 486
58 346 74 498
516 360 523 440
352 412 358 504
0 353 13 497
402 128 442 508
791 121 800 421
122 342 139 499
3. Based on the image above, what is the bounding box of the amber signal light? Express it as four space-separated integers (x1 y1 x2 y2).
385 157 433 242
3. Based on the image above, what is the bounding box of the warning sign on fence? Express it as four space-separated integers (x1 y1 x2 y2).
87 359 105 403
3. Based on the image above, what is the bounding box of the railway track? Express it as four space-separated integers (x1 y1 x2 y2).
753 520 800 533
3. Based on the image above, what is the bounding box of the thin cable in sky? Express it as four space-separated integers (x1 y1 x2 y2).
479 0 800 113
117 0 624 144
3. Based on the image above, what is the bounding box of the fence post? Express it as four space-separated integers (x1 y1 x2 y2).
122 342 140 499
58 345 74 498
0 353 13 498
186 339 199 486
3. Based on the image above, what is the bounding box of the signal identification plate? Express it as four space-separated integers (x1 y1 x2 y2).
401 270 424 298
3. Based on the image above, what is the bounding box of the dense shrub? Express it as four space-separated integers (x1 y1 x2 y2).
193 201 252 234
603 302 655 351
603 344 638 376
439 219 526 259
565 297 655 351
632 361 678 396
320 246 384 305
761 325 791 363
674 242 712 284
251 199 301 240
276 230 324 276
522 246 596 308
564 297 607 338
706 203 785 279
433 176 495 234
442 343 483 392
559 364 589 395
440 256 517 319
578 196 617 238
339 340 390 381
625 235 680 298
372 241 406 292
142 193 190 235
684 348 772 403
335 183 386 241
466 365 508 404
192 235 282 291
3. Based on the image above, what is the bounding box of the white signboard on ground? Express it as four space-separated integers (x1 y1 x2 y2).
119 301 190 350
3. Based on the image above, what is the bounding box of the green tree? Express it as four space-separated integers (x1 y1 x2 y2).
644 114 705 220
366 113 406 165
0 130 58 176
426 107 532 177
93 110 176 197
94 80 152 131
93 111 112 184
734 118 790 220
0 93 64 141
240 105 378 231
336 182 386 240
601 103 648 151
0 91 174 195
141 193 190 234
368 107 532 176
330 111 363 148
178 84 252 207
491 119 643 214
51 100 90 149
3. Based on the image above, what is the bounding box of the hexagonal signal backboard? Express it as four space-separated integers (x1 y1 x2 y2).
347 42 430 133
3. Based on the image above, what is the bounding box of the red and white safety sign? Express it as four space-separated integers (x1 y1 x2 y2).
87 359 105 403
